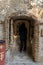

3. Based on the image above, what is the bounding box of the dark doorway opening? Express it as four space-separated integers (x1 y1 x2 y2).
19 22 27 52
13 20 29 53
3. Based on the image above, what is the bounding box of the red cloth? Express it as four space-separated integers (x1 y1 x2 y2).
0 43 6 65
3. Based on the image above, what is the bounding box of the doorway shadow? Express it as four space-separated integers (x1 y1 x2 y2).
18 22 27 52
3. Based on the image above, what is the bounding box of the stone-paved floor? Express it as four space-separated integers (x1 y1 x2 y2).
6 49 43 65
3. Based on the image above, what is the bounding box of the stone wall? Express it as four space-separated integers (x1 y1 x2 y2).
0 0 43 21
0 21 6 40
5 19 9 51
0 22 4 40
0 0 43 62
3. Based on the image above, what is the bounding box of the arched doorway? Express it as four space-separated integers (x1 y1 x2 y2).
9 15 37 60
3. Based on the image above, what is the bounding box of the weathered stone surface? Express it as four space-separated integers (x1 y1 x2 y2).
0 0 43 21
0 23 3 40
0 0 43 62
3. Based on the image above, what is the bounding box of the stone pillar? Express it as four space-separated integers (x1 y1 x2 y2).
38 20 43 61
5 19 9 51
10 19 13 45
32 22 39 62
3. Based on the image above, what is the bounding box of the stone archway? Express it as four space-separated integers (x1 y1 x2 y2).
6 14 39 61
9 15 37 54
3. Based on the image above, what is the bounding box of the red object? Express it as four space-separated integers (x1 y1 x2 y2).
0 40 6 65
